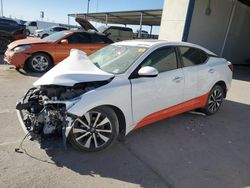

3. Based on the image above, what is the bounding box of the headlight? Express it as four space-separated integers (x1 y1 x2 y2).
13 45 31 53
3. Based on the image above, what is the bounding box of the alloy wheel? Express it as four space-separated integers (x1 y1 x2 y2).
208 88 223 113
71 111 113 150
31 55 49 72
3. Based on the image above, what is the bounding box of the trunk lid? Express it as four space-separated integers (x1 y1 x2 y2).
75 17 98 32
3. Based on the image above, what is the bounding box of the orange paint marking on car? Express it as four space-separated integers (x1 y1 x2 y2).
134 92 209 129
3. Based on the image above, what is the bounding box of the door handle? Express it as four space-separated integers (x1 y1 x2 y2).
208 68 215 74
172 76 183 83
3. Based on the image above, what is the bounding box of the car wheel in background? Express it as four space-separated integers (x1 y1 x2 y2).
26 30 30 36
28 52 53 73
68 106 119 152
201 85 224 115
41 34 49 39
0 37 10 54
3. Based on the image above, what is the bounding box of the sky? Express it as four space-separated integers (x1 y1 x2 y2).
2 0 164 34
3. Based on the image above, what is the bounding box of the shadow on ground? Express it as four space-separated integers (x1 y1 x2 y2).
15 68 44 78
45 99 250 188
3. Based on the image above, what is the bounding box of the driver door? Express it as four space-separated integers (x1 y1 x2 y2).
130 46 185 127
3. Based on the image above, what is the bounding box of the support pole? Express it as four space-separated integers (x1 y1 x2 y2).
150 25 153 38
220 0 237 57
1 0 3 17
105 14 108 26
86 0 90 19
139 12 143 38
67 15 70 25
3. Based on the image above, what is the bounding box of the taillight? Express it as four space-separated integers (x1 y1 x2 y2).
228 63 233 72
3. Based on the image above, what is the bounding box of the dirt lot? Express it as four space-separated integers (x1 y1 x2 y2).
0 62 250 188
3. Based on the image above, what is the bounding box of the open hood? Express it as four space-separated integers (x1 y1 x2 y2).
75 17 98 32
33 49 114 87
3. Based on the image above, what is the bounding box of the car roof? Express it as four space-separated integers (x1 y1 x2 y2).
115 39 217 56
0 17 18 22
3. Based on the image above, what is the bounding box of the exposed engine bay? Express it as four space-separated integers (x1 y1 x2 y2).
16 49 115 149
16 80 110 148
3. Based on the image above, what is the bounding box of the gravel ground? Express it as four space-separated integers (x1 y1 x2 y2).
0 63 250 188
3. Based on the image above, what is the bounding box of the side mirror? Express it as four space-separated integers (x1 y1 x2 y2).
138 66 158 77
60 39 69 44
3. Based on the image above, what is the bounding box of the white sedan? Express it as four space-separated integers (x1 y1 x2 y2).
34 26 68 38
16 40 233 152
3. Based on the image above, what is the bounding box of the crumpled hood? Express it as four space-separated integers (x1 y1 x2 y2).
33 49 114 87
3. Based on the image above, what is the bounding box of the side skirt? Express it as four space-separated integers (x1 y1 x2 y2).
134 93 209 129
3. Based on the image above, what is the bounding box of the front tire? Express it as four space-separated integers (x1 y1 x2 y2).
201 85 224 115
0 37 10 54
28 53 53 73
68 107 119 152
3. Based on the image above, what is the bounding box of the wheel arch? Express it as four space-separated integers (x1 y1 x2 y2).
97 105 126 137
42 33 49 38
213 80 227 98
25 51 54 69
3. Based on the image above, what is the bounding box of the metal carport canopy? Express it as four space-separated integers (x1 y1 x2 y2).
68 9 162 26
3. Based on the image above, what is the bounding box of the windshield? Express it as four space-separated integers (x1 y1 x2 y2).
97 25 108 33
44 31 71 42
89 45 147 74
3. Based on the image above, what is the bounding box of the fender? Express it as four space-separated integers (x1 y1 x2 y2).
66 77 134 135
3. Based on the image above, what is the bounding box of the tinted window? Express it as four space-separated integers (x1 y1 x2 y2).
141 47 178 73
29 22 37 26
179 47 208 67
91 34 105 43
98 35 113 43
53 27 67 31
67 33 91 44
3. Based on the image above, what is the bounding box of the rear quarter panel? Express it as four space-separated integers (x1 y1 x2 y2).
206 57 233 91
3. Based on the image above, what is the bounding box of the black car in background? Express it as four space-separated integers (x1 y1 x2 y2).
0 17 26 53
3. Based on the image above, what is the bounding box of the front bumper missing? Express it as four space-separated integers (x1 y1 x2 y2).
16 107 73 150
16 108 70 150
15 89 79 150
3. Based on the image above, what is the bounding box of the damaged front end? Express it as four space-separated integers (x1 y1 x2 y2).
16 49 114 149
16 81 110 149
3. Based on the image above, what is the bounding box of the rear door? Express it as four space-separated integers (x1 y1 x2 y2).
131 46 184 124
178 46 212 100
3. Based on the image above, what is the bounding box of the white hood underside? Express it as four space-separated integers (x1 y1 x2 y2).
33 49 114 87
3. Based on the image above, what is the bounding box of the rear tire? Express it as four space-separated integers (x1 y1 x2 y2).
68 106 119 152
26 30 30 36
27 53 53 73
41 34 49 39
200 85 224 115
